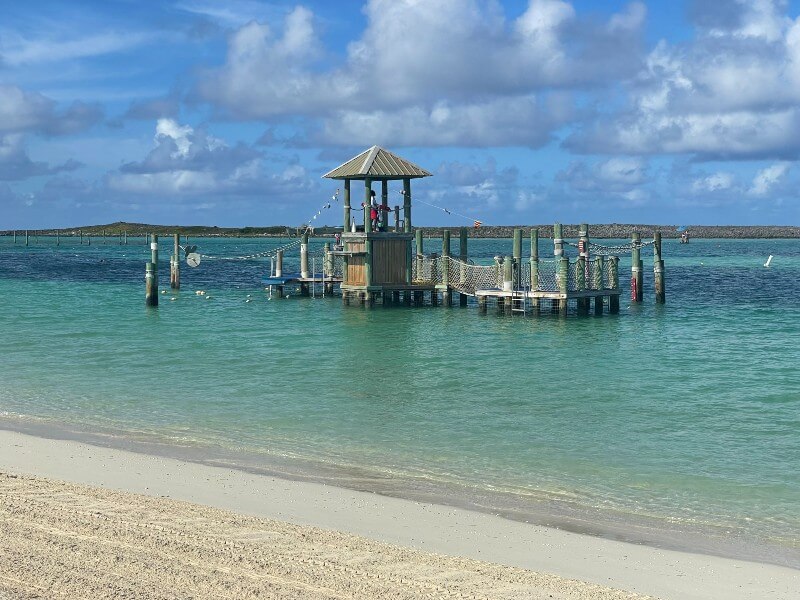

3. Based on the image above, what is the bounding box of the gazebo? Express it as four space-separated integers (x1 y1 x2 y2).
323 146 432 304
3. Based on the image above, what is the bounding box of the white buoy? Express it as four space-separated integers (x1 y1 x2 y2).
764 255 774 268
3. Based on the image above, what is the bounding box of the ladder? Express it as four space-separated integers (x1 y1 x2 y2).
510 263 529 314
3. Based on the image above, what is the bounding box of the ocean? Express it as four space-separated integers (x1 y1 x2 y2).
1 234 798 568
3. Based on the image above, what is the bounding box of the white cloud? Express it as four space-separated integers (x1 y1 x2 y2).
197 0 642 147
566 1 800 159
749 162 790 194
0 30 155 66
691 171 735 193
0 85 102 135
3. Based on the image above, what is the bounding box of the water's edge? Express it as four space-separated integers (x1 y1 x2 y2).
2 415 796 570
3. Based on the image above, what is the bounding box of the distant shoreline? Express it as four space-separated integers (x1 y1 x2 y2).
2 221 800 239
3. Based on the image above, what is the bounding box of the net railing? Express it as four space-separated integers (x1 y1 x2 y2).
333 253 620 296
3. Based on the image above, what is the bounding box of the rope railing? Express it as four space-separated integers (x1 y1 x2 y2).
407 255 621 296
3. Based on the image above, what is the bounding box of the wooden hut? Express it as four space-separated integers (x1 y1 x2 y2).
323 146 431 304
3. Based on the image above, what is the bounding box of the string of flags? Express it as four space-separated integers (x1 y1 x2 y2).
400 191 483 228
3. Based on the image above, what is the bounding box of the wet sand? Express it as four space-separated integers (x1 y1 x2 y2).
1 430 797 599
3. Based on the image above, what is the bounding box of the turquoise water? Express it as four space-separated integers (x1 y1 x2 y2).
1 235 798 567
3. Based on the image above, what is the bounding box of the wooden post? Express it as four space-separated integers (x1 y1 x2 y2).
442 230 451 306
124 230 127 245
394 206 400 232
300 230 310 278
631 232 643 302
530 228 539 313
79 230 83 245
364 178 372 233
343 180 351 231
381 180 389 231
557 255 569 315
576 254 587 315
146 234 158 307
403 178 411 233
654 231 665 303
25 230 29 246
170 233 180 289
275 250 283 277
324 242 334 295
609 256 620 313
503 256 513 292
13 230 16 244
102 229 106 244
459 227 468 307
478 295 487 313
365 238 373 289
145 262 158 306
512 228 522 289
553 223 563 257
594 255 604 315
56 231 60 246
415 229 424 279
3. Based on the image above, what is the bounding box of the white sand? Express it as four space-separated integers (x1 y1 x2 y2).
1 429 797 599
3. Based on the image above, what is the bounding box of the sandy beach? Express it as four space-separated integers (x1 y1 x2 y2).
0 430 797 599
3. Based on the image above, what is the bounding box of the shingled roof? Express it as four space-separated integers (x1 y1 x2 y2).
323 146 432 180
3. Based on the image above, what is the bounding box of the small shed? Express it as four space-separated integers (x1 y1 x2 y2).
323 146 431 302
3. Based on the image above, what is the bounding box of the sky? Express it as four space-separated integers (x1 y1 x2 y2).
2 0 800 228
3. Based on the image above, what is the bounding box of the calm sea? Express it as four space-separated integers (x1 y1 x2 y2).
0 234 798 567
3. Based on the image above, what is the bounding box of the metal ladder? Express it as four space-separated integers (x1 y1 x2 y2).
510 263 529 314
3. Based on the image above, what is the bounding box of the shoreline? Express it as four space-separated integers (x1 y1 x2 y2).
2 415 797 571
1 428 798 599
3 223 800 239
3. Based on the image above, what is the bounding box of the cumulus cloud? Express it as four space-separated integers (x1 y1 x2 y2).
691 171 736 193
566 0 800 159
425 157 526 214
316 96 571 148
0 85 102 136
749 162 790 194
0 134 82 181
108 119 312 198
196 0 643 146
557 157 648 193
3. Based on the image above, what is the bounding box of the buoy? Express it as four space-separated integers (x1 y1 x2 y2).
170 297 177 301
764 255 773 268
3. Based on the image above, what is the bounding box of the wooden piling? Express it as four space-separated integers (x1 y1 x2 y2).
170 233 180 290
124 230 127 245
557 255 569 314
654 231 665 303
364 178 372 233
415 229 424 277
145 263 158 306
594 255 604 315
275 250 283 277
459 227 468 307
343 180 351 231
25 230 29 246
631 232 643 302
56 231 59 246
478 295 487 313
553 223 564 257
300 230 310 279
79 230 83 245
503 256 513 292
403 179 412 233
145 233 158 307
13 230 16 244
381 180 389 231
394 206 400 232
512 229 522 289
442 230 451 305
609 256 620 313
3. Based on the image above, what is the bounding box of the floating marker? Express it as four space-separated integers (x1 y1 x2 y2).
764 255 773 268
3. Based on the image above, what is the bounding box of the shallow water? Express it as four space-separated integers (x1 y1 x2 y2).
1 235 798 566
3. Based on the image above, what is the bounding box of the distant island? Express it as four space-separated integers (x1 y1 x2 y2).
3 221 799 239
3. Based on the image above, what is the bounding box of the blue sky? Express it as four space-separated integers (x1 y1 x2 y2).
3 0 800 228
